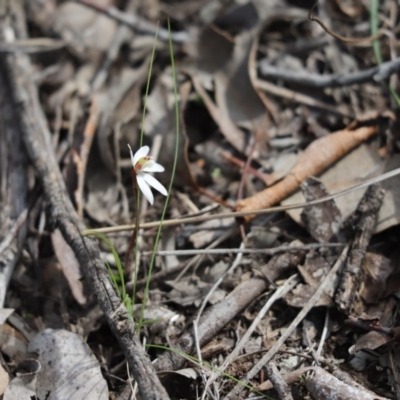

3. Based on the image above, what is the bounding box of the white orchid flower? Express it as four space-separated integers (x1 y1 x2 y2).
128 145 168 205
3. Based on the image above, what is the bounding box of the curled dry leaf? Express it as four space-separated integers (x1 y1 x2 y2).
349 331 393 354
236 124 378 219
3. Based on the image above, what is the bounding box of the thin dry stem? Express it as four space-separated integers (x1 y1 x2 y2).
81 166 400 236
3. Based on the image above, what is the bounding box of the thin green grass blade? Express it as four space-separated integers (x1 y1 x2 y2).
370 0 400 107
89 231 126 300
370 0 382 65
146 344 273 399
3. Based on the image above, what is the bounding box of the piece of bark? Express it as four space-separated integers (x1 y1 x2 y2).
335 184 385 313
154 241 306 372
236 124 378 219
300 177 342 243
0 2 169 399
0 38 28 308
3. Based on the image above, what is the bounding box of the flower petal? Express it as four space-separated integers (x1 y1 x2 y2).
143 173 168 196
127 144 136 167
132 145 150 166
136 174 154 204
141 159 155 169
142 162 165 173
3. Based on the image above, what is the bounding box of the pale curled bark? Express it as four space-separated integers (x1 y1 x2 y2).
236 125 378 219
0 3 169 399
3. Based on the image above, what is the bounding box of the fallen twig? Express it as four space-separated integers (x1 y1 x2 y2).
265 362 294 400
73 0 189 43
81 165 400 235
259 56 400 88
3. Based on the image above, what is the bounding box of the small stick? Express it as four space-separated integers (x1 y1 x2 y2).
220 150 270 186
81 166 400 235
73 0 189 43
265 362 294 400
309 3 383 44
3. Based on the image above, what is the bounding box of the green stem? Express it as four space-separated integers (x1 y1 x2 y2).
139 19 180 328
370 0 382 65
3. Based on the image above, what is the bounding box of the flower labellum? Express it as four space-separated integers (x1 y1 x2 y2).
128 145 168 205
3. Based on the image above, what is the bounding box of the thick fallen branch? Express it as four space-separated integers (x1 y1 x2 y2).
0 62 28 308
0 3 169 399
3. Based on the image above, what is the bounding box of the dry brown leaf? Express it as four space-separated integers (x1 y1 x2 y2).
51 229 87 305
194 26 234 73
56 0 117 56
361 253 393 304
84 165 119 224
349 331 393 354
191 73 247 153
214 31 266 129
